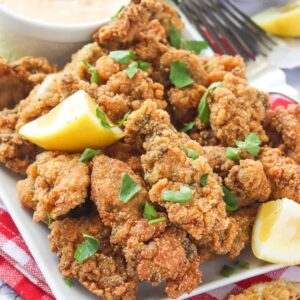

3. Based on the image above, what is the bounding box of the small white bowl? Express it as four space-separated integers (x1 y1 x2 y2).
0 5 107 65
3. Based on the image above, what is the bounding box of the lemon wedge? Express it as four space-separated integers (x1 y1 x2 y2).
252 198 300 265
19 90 124 151
253 1 300 37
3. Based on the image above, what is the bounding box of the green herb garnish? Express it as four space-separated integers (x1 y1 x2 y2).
183 145 199 160
119 173 141 203
226 147 241 161
83 60 99 85
64 278 73 287
74 234 100 263
180 121 195 132
143 202 158 220
111 5 124 20
46 212 53 227
170 61 194 88
162 186 192 203
123 60 151 78
149 217 167 225
180 40 209 54
226 133 261 161
168 22 182 49
109 50 135 65
198 82 223 123
222 185 238 212
167 21 208 54
200 173 209 187
234 260 250 269
96 107 129 129
79 148 101 163
220 265 235 277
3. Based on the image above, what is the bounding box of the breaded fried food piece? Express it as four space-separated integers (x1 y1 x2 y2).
202 55 246 85
17 72 98 128
49 215 137 300
0 108 37 174
159 48 208 87
17 152 90 222
259 147 300 203
124 100 229 242
64 42 106 80
91 155 201 299
225 159 271 208
229 279 300 300
199 207 257 259
168 84 206 123
202 146 236 177
207 74 269 146
265 104 300 164
0 57 56 109
94 0 163 49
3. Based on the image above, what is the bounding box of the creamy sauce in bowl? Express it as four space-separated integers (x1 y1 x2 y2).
0 0 127 24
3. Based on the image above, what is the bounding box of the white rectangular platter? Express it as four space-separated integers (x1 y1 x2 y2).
0 10 298 300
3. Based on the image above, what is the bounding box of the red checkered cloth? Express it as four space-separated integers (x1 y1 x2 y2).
0 94 298 300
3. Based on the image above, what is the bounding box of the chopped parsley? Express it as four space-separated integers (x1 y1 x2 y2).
183 145 199 160
170 60 194 88
198 82 223 123
180 40 209 54
64 278 73 287
46 212 53 227
220 265 235 277
200 173 209 187
149 217 167 225
234 260 250 269
123 60 151 78
111 5 124 20
79 148 101 163
119 173 141 203
96 107 129 128
74 234 100 263
222 185 238 212
83 60 99 85
162 186 192 203
167 21 208 54
226 133 261 161
143 202 166 225
143 202 158 220
180 121 195 132
109 50 135 65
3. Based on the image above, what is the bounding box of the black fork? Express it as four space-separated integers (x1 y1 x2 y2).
179 0 277 60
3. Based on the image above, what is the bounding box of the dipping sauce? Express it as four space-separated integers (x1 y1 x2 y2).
0 0 128 24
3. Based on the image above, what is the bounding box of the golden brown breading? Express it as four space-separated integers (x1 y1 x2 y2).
17 152 90 222
258 147 300 203
265 104 300 164
229 279 300 300
198 207 257 259
168 84 206 123
0 108 37 174
202 146 236 177
0 57 56 109
63 42 106 80
16 72 98 128
49 214 137 300
224 159 271 208
159 48 208 87
207 74 269 146
202 54 246 85
124 100 229 242
93 0 163 49
91 155 202 299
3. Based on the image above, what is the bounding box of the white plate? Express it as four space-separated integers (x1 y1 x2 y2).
0 12 298 300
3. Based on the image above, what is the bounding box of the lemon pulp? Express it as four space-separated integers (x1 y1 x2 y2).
19 90 124 151
252 198 300 265
253 0 300 37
